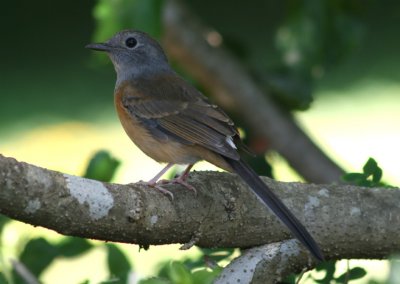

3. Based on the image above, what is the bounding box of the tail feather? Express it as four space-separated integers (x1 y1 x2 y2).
224 157 324 261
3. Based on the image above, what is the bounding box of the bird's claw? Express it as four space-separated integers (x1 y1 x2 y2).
137 180 174 200
159 178 197 195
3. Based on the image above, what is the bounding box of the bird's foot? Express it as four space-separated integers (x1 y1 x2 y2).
137 180 174 200
159 176 197 195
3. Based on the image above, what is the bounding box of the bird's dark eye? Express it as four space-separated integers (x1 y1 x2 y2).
125 37 137 48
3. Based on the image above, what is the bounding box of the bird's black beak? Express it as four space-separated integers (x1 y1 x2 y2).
85 42 112 52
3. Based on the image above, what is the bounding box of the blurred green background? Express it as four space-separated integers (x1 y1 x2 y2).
0 0 399 283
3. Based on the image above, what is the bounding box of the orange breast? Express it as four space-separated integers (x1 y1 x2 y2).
114 86 201 165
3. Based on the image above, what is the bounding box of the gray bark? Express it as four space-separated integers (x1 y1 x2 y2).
0 154 399 282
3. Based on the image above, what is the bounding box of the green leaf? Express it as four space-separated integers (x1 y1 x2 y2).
0 272 8 284
372 167 383 183
282 273 297 284
313 260 336 283
363 158 379 176
347 267 367 280
342 173 367 184
266 73 313 110
139 277 170 284
336 267 367 283
156 260 172 278
168 261 193 284
198 248 235 263
183 248 235 271
13 238 58 283
343 158 385 187
84 150 120 182
92 0 163 45
130 0 163 37
57 237 93 258
106 244 132 283
192 268 221 284
0 214 11 234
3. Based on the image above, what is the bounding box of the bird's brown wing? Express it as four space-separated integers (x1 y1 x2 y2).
120 75 240 160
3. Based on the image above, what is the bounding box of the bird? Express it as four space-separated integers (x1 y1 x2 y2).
86 30 324 261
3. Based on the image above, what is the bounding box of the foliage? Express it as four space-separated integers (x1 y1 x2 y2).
268 0 365 109
12 238 93 284
0 150 125 284
0 150 230 283
0 0 398 282
184 0 365 110
92 0 163 42
313 261 366 284
284 157 395 284
342 157 385 187
90 0 365 111
103 244 132 283
138 248 233 284
284 260 367 284
84 150 121 182
9 237 132 284
89 0 367 176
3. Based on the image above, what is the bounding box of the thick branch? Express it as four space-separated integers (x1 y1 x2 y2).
162 0 344 183
1 154 399 263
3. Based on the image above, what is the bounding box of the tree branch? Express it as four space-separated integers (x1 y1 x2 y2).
1 154 399 281
215 240 311 284
161 0 345 183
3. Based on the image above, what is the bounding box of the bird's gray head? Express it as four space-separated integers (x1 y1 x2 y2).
86 30 171 82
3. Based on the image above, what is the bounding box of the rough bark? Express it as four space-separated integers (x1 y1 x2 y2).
215 240 312 284
1 154 399 283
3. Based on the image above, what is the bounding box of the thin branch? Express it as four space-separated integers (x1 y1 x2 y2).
11 259 40 284
162 0 345 183
215 240 312 284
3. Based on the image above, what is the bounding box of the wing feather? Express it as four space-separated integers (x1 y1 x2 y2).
120 75 240 160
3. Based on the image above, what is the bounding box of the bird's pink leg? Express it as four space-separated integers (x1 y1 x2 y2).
147 163 175 184
159 164 197 194
179 164 194 181
138 164 196 198
138 163 175 199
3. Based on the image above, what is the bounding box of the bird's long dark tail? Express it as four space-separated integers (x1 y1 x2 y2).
223 157 324 261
